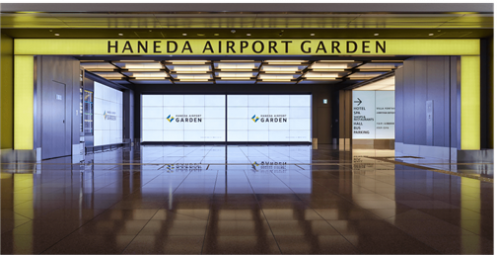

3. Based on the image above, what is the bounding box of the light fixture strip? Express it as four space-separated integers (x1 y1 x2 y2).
107 61 133 83
160 60 175 84
339 60 367 80
219 77 254 80
303 77 338 80
132 77 168 80
210 61 216 85
216 68 258 72
295 60 314 83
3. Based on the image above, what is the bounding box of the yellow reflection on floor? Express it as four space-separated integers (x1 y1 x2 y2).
461 177 481 254
13 174 33 254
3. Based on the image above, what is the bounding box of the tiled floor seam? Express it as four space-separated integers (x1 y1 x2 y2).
200 169 220 254
37 168 174 254
357 170 489 217
120 209 161 254
242 170 283 254
269 171 362 254
36 197 129 254
290 170 446 253
352 173 489 253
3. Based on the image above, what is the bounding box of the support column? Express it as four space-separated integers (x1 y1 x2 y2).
460 56 480 150
14 55 34 150
1 33 14 150
339 90 352 151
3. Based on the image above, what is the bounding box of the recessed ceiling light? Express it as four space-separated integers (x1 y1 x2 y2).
54 33 60 36
197 34 205 36
374 33 379 36
118 33 123 36
214 33 219 36
231 30 236 33
429 33 434 36
182 33 187 36
310 33 315 36
49 30 52 32
246 33 251 36
149 30 152 32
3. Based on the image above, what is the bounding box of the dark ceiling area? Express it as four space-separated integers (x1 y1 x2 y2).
1 28 493 39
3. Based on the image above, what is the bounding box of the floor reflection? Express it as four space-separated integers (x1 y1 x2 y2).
0 145 493 254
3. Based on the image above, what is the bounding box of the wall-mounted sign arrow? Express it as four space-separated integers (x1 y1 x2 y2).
354 98 362 106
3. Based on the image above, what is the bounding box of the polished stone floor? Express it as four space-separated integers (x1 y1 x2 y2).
1 145 494 254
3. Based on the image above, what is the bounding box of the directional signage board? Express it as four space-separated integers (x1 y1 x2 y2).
353 91 376 139
375 91 395 139
352 91 395 139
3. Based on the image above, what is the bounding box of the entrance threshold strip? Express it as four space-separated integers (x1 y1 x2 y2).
367 157 494 183
1 162 492 182
0 162 493 166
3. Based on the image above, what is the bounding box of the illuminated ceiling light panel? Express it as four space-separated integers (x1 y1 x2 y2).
172 65 211 73
219 60 257 63
176 74 212 80
93 72 123 78
354 84 395 90
303 72 340 78
84 68 117 72
217 72 255 78
310 63 350 70
318 60 356 63
259 74 297 80
131 72 168 78
353 76 395 91
302 76 339 80
264 60 307 65
217 63 256 70
260 79 294 82
261 66 300 73
127 69 163 72
219 77 253 80
378 85 395 90
133 77 168 80
123 62 163 69
168 60 209 65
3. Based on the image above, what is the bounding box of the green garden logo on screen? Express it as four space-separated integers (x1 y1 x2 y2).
251 114 287 123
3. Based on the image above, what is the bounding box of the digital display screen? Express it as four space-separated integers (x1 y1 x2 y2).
227 95 312 142
94 82 123 146
142 95 226 142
